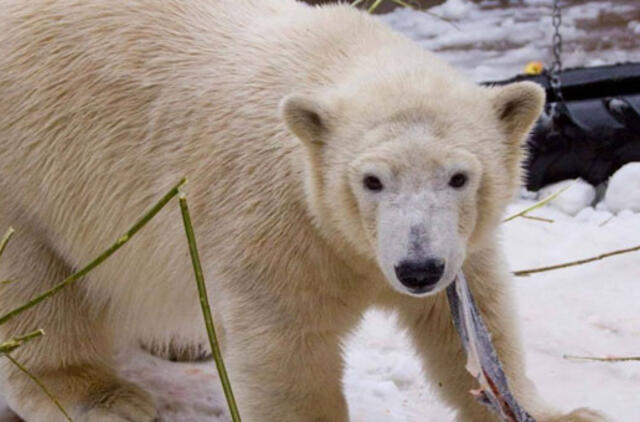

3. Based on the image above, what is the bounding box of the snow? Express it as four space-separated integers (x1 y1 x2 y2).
434 0 474 20
604 163 640 213
2 0 639 421
538 179 597 216
380 0 640 82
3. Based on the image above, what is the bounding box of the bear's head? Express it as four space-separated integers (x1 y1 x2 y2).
281 76 544 297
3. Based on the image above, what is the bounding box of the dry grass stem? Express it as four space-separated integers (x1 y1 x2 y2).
521 215 554 223
352 0 459 29
367 0 385 12
0 227 15 260
0 329 44 354
503 185 571 223
179 192 242 422
599 215 615 227
563 354 640 363
514 244 640 277
5 354 73 421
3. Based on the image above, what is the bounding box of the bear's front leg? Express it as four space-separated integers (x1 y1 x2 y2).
381 247 608 422
0 228 156 422
221 293 358 422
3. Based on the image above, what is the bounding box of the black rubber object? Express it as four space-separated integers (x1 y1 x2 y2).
484 63 640 191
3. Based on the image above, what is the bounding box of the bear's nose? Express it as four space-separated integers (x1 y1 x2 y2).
394 258 445 292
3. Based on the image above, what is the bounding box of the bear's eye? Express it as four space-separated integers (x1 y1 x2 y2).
449 172 468 189
363 175 384 192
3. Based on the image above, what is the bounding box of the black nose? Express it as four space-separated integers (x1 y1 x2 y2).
394 258 446 292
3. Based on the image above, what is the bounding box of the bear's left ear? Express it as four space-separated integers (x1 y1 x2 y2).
491 81 545 145
279 94 332 145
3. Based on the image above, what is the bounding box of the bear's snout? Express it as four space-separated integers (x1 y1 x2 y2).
394 258 445 293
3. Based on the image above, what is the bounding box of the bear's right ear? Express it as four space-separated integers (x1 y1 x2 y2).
279 94 331 145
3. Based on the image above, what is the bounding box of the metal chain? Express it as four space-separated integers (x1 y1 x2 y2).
549 0 564 103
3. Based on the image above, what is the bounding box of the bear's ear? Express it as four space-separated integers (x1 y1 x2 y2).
279 94 332 145
492 81 545 145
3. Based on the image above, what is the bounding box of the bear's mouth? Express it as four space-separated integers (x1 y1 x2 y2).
405 284 437 295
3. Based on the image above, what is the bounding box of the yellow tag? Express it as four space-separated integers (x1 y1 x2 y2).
524 61 544 75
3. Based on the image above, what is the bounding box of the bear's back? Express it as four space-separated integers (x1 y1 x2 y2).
0 0 424 272
0 0 309 254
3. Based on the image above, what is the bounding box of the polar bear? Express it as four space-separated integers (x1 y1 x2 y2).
0 1 607 421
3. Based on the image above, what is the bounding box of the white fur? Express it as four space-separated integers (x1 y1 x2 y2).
0 1 608 421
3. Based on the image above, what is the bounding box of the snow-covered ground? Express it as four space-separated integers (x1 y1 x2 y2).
381 0 640 81
1 0 639 421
